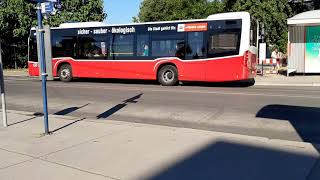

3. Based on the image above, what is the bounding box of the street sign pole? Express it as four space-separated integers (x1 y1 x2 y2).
0 41 7 127
37 0 49 134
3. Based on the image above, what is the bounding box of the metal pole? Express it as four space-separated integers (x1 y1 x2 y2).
262 60 264 76
261 23 265 77
0 41 7 127
37 0 49 134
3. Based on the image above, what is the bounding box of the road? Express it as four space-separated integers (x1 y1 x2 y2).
4 76 320 143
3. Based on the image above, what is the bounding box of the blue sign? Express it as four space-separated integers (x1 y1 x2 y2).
41 2 54 14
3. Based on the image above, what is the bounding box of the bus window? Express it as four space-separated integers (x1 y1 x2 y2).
137 34 149 57
51 29 77 58
187 32 205 59
152 40 185 58
151 32 185 59
29 33 38 62
250 19 258 46
78 36 107 59
207 20 242 58
208 32 241 58
109 34 134 59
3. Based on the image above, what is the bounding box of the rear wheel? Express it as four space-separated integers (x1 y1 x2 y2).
158 65 178 86
58 64 73 82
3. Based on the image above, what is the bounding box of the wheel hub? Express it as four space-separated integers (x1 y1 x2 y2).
61 69 70 79
163 70 174 82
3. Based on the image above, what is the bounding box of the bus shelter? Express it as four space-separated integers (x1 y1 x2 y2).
287 10 320 75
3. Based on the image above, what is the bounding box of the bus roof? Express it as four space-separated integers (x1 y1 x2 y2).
34 12 249 30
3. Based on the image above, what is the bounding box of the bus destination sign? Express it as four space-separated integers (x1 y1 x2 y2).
77 26 136 35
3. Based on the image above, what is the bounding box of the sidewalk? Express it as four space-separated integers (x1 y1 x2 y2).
255 74 320 87
0 110 319 180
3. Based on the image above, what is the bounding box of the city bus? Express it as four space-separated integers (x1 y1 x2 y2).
28 12 258 86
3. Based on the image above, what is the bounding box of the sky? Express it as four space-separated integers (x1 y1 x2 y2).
104 0 142 24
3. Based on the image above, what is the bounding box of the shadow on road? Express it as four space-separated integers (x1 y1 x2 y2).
72 78 158 85
70 78 255 88
256 105 320 144
145 140 317 180
256 104 320 179
97 93 143 119
8 117 37 126
54 103 90 116
182 79 255 88
50 118 86 134
146 105 320 180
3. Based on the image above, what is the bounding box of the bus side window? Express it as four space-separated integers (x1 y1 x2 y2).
51 29 77 59
78 35 108 60
151 32 185 59
29 34 38 62
208 31 241 58
109 34 134 59
207 20 242 58
187 32 205 59
250 19 258 47
137 34 149 57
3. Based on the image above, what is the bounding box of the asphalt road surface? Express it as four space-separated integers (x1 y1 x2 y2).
4 76 320 144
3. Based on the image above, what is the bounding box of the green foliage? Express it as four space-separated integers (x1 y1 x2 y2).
46 0 106 27
0 0 106 68
0 0 34 40
229 0 292 52
0 0 34 68
135 0 224 22
136 0 319 53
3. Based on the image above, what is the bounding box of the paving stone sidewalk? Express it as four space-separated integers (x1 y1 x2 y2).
0 110 319 180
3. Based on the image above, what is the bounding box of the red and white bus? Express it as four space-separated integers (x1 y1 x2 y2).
28 12 258 86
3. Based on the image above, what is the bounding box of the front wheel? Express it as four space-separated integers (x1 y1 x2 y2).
58 64 73 82
158 65 178 86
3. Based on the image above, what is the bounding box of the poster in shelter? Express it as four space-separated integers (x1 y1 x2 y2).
305 26 320 73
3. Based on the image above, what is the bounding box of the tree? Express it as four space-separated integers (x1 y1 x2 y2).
135 0 224 22
222 0 237 12
47 0 106 27
289 0 318 15
0 0 106 68
227 0 292 52
0 0 35 68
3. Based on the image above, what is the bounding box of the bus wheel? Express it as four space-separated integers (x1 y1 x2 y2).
58 64 73 82
158 65 178 86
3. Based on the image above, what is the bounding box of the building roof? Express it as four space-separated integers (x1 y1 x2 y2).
288 10 320 25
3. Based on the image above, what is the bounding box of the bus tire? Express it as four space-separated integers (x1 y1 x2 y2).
158 65 178 86
58 64 73 82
